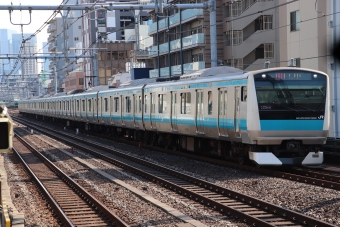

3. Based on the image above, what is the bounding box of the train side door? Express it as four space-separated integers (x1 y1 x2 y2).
121 95 125 126
133 95 137 126
150 93 156 129
218 88 228 136
196 90 204 134
234 86 241 137
170 91 178 131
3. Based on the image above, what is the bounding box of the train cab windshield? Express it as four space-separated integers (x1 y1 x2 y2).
254 70 327 120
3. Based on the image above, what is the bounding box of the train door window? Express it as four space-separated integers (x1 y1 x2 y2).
94 99 97 113
163 94 167 113
67 101 70 110
208 91 213 115
134 96 137 113
110 97 113 113
139 96 142 113
144 95 149 113
114 97 119 112
158 94 163 113
241 86 247 101
126 97 131 113
63 101 66 110
151 94 155 113
219 89 228 115
171 92 176 114
82 100 85 111
104 98 108 112
88 99 92 112
181 92 191 114
77 100 80 111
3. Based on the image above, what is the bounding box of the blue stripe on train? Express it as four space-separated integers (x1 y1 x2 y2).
260 120 324 130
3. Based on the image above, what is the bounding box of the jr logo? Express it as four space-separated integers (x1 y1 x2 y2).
318 115 324 119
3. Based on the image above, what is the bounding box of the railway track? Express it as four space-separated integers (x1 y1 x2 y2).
13 116 340 191
13 117 336 227
13 131 129 227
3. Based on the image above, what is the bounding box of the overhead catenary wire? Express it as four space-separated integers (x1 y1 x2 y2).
9 0 101 79
7 0 71 76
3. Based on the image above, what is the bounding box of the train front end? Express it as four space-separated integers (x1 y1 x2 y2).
0 103 13 153
248 68 329 166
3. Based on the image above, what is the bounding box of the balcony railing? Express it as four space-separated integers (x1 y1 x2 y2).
149 9 204 34
149 61 205 78
149 33 204 57
47 25 56 33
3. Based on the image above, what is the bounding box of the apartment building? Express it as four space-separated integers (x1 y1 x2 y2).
147 0 224 78
80 0 148 88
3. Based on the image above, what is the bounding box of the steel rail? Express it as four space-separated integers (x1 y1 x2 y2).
12 145 75 227
13 132 130 227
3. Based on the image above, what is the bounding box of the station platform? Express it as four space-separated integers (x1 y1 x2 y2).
0 154 24 227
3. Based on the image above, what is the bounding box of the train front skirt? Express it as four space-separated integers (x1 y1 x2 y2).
249 151 323 166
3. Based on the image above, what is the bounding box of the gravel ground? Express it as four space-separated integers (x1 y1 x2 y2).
16 127 186 227
4 152 59 227
68 129 340 226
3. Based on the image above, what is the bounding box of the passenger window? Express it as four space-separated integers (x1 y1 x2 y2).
88 100 92 111
242 86 247 101
139 96 142 113
208 91 213 115
104 98 108 112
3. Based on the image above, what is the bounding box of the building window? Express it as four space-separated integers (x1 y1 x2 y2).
192 53 203 62
74 37 79 41
294 58 301 67
226 58 243 70
79 78 84 85
181 92 191 114
263 15 273 30
264 43 274 59
290 11 300 31
225 30 243 46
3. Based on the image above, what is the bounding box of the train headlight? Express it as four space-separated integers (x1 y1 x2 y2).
262 74 266 78
313 74 318 78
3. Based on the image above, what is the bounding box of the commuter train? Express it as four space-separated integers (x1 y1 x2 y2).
18 66 330 166
0 102 13 153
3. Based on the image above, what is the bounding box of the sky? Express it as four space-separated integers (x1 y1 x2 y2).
0 0 66 52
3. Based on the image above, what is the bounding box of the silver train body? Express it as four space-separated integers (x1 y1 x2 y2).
18 67 330 166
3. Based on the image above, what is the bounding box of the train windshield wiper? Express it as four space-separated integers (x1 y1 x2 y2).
292 104 316 112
